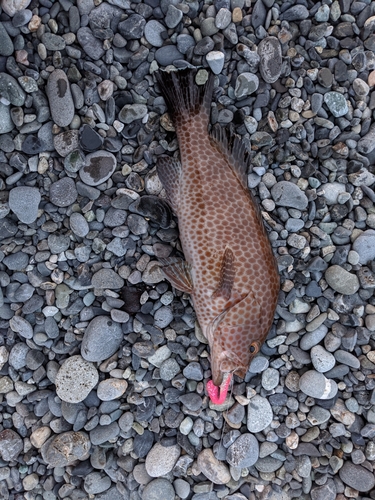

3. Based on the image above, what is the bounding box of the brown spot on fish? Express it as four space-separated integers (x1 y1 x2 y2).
155 68 279 400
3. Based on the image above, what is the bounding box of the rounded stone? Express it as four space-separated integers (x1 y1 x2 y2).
46 69 74 127
145 443 180 477
339 461 375 492
0 429 23 461
70 212 89 237
247 395 273 432
226 433 259 467
323 92 348 118
79 151 116 186
299 370 338 399
352 230 375 265
50 177 78 207
8 186 40 224
310 345 336 373
55 355 99 403
92 269 124 289
142 478 175 500
258 36 282 83
81 316 123 362
41 431 90 467
325 265 359 295
271 181 308 210
197 448 231 485
97 379 128 401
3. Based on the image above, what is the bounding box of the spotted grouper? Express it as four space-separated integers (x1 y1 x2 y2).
155 68 279 404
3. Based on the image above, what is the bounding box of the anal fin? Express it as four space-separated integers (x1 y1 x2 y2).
156 156 181 213
159 257 193 294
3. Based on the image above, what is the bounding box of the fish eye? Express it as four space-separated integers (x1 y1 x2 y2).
249 344 257 354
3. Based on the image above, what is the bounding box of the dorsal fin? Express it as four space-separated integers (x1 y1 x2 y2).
159 256 193 294
209 123 250 190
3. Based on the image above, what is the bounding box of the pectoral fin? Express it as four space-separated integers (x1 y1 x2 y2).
211 247 236 301
159 257 193 294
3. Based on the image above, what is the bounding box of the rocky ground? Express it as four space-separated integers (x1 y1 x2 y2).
0 0 375 499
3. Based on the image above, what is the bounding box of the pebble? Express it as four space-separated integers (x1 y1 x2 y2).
79 151 117 186
46 69 74 127
41 432 90 467
50 177 78 207
258 37 282 83
81 316 123 362
310 345 336 373
325 265 360 295
142 478 175 500
145 443 180 477
247 395 273 432
226 433 259 467
55 355 99 403
352 230 375 264
339 462 375 492
0 430 23 461
271 181 308 210
197 448 231 485
8 186 40 224
97 379 128 401
299 370 338 399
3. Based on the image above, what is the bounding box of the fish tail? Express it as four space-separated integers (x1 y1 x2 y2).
155 67 214 129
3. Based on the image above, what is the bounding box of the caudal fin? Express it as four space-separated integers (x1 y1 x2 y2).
154 68 214 129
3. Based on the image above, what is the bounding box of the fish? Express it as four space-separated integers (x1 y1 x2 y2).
155 68 279 404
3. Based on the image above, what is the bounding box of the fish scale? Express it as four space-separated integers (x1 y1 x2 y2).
155 68 279 404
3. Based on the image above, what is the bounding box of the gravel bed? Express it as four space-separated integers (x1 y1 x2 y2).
0 0 375 499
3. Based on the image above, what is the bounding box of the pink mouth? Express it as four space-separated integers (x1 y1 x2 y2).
206 373 232 405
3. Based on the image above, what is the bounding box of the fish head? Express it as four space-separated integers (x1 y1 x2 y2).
210 324 261 387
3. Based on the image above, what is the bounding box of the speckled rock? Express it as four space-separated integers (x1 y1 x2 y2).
55 355 99 403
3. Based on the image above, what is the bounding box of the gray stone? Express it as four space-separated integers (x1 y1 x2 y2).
144 20 165 47
271 181 308 210
81 316 123 362
142 478 175 500
310 345 336 373
0 23 14 56
262 367 279 390
92 269 124 289
352 230 375 264
79 151 116 186
119 104 147 124
206 51 225 75
77 27 105 59
46 70 74 127
55 355 99 403
0 103 13 134
145 443 180 477
0 73 26 105
258 36 282 83
50 177 78 207
325 265 359 295
299 370 338 399
3 252 28 271
165 4 182 28
235 73 259 98
323 92 348 118
0 430 23 461
118 14 145 39
155 45 183 66
160 358 180 381
41 432 90 467
84 472 111 495
339 462 375 492
70 212 89 237
8 186 40 224
247 395 273 432
226 434 259 467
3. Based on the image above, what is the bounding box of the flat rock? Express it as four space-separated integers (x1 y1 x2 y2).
271 181 308 210
352 230 375 264
41 432 90 467
258 36 282 83
247 395 273 432
92 269 124 289
55 355 99 403
81 316 123 362
299 370 338 399
339 461 375 492
50 177 78 207
79 151 116 186
226 433 259 467
197 448 231 485
142 478 175 500
46 70 74 127
310 345 336 373
145 443 180 477
0 429 23 461
8 186 40 224
325 265 359 295
0 73 26 106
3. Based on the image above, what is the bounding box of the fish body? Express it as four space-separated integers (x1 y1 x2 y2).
155 68 279 400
